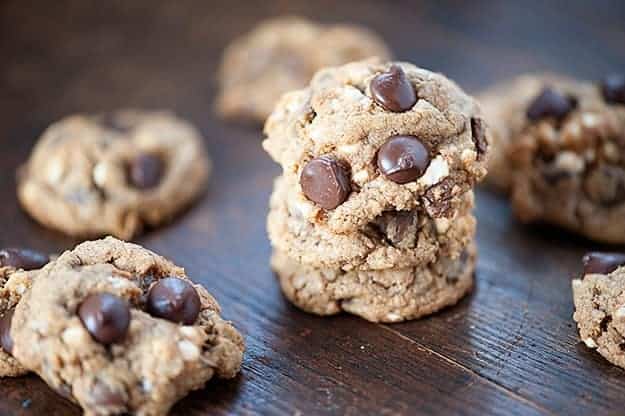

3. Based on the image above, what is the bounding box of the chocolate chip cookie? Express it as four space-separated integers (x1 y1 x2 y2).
268 175 475 271
11 237 244 416
573 252 625 368
263 59 488 234
216 16 392 123
479 74 625 243
263 59 485 322
272 243 475 323
0 248 48 377
18 110 211 239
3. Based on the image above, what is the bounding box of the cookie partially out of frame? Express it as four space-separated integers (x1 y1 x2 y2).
12 238 244 416
479 73 625 243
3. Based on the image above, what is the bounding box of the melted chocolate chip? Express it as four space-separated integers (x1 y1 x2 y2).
377 135 430 184
600 74 625 105
0 308 15 354
300 156 352 210
370 65 417 112
470 118 488 159
78 294 131 345
147 278 201 324
582 252 625 275
526 87 577 122
129 153 165 189
0 248 48 271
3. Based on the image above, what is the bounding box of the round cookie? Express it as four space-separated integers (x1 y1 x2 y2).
0 248 49 377
18 110 211 239
263 59 488 234
271 243 475 323
11 237 244 416
216 16 392 123
268 175 475 271
573 252 625 368
479 74 625 243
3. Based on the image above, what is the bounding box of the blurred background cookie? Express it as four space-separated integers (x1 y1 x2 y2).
17 110 211 239
216 16 392 123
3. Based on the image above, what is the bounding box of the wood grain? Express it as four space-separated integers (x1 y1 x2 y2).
1 0 624 414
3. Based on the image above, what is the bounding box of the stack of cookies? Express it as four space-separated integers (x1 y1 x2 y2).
263 59 489 323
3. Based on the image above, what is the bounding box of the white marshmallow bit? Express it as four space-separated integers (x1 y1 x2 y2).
92 162 109 187
46 159 65 184
554 151 584 174
178 340 201 361
61 326 89 348
615 307 625 319
583 338 597 349
386 313 402 322
581 113 599 128
352 170 369 183
418 156 449 186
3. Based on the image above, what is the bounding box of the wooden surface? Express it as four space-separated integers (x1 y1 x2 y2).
1 1 625 415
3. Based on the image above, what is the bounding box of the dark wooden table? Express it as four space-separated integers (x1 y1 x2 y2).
1 1 625 415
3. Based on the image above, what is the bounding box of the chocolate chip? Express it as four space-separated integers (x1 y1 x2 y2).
0 248 48 271
91 382 125 409
300 156 351 210
601 74 625 105
78 294 131 345
582 252 625 275
526 87 577 122
0 308 15 354
147 278 201 324
370 65 417 112
470 118 488 159
129 153 164 189
377 135 430 184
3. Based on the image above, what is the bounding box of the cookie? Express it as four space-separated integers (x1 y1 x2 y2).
263 59 488 234
0 248 49 377
573 252 625 369
268 175 475 271
18 110 211 239
479 74 625 243
272 243 475 323
216 16 392 123
11 237 244 416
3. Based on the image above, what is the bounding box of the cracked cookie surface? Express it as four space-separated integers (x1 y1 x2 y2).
272 243 475 323
479 74 625 243
573 252 625 368
18 110 210 239
263 59 488 234
12 237 244 416
268 175 475 271
216 16 391 123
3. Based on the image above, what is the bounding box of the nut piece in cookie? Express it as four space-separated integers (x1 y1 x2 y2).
17 110 211 239
478 73 625 243
573 251 625 368
11 237 244 416
0 247 49 377
216 16 392 123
